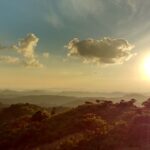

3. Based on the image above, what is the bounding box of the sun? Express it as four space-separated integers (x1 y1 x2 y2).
142 56 150 78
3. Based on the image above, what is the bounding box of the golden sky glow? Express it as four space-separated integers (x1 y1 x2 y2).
0 0 150 92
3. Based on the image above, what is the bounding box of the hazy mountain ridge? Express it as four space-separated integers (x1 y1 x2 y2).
0 90 148 107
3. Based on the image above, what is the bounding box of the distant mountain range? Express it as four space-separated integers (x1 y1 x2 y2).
0 89 149 107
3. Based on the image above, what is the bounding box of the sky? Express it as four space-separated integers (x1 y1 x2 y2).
0 0 150 92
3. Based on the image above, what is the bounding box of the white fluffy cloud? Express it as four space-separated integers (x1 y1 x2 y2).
13 33 43 68
66 37 136 65
0 33 44 68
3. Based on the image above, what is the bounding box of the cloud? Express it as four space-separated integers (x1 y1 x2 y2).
42 52 50 58
0 33 44 68
0 44 7 50
0 56 20 64
59 0 103 17
13 33 43 68
45 13 64 28
66 37 136 65
127 0 141 12
44 0 104 29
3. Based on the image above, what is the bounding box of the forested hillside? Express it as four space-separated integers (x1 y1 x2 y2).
1 99 150 150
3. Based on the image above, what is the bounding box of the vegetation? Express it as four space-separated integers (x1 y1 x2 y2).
0 99 150 149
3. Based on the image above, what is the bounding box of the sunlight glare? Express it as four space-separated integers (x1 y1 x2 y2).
142 56 150 79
